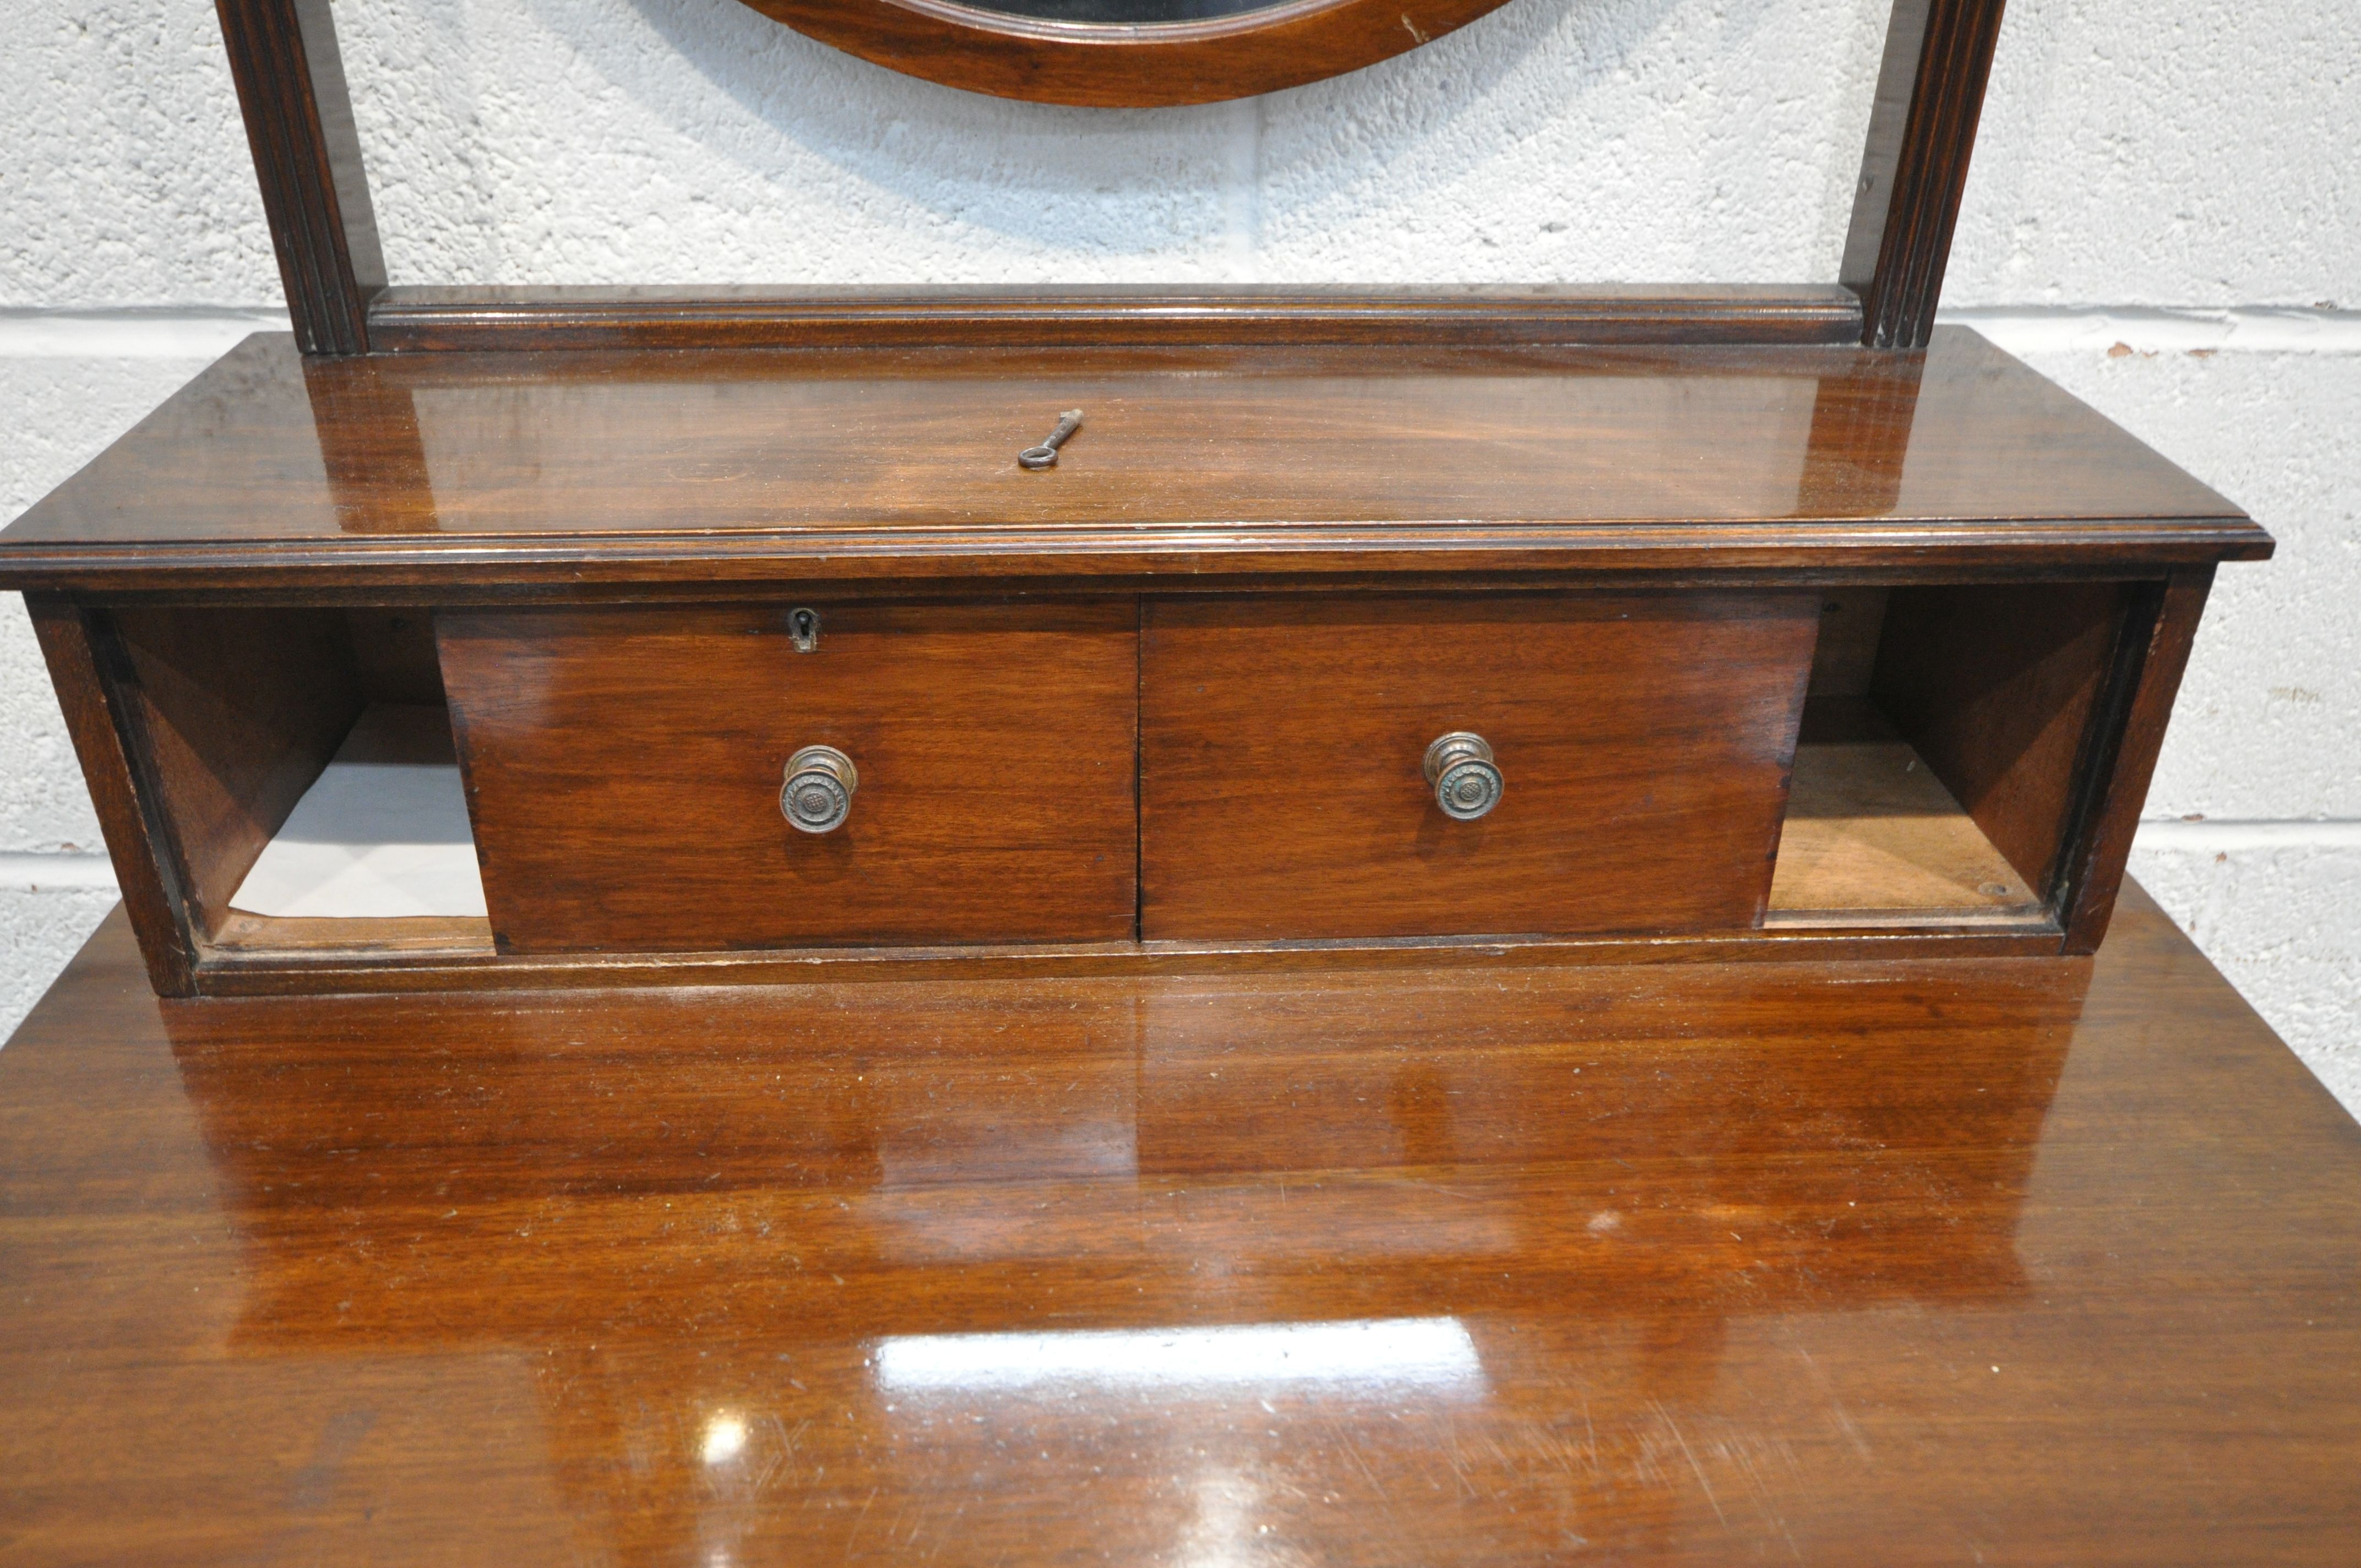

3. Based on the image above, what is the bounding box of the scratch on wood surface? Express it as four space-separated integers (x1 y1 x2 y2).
1650 1400 1727 1526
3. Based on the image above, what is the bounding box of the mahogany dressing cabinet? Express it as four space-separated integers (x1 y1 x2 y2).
14 5 2361 1563
0 0 2270 1001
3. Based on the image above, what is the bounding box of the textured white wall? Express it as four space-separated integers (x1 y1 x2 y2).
330 0 1889 285
2 0 2354 1098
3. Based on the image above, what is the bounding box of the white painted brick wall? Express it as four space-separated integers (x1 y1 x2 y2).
2 0 2354 1103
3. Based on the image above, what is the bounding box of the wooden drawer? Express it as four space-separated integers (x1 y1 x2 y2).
1140 592 1816 941
438 601 1138 952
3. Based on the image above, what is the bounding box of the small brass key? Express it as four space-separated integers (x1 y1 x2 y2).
1019 409 1084 470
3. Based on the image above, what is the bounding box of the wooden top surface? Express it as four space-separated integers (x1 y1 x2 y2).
0 328 2264 593
3 884 2357 1564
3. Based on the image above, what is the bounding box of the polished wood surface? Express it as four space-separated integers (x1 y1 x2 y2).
2 887 2357 1562
1843 0 2010 349
367 283 1868 352
0 330 2262 594
1768 737 2041 921
439 601 1139 951
110 606 365 943
214 0 383 356
24 597 199 994
730 0 1520 107
2057 564 2215 952
29 573 2235 992
1141 591 1816 940
186 907 2077 995
210 910 495 956
1873 580 2126 897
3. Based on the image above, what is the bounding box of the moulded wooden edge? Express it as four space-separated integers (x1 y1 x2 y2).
1849 0 2009 349
365 284 1868 352
215 0 383 356
1764 907 2048 932
0 520 2275 597
731 0 1515 107
182 921 2072 996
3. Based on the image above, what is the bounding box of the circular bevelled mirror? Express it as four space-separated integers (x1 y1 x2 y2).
729 0 1521 106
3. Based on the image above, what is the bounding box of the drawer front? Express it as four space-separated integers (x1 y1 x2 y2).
1140 592 1815 941
439 602 1137 952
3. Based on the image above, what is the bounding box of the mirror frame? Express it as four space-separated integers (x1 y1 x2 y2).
213 0 2006 356
727 0 1525 106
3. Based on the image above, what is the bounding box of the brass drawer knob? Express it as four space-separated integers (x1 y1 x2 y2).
1423 732 1503 820
782 745 858 834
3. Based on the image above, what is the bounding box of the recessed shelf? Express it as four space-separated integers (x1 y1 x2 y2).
228 703 484 921
211 700 495 959
1768 703 2046 930
209 911 496 957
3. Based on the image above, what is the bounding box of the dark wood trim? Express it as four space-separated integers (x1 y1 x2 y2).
735 0 1519 107
2056 564 2214 954
214 0 383 356
184 919 2070 997
0 521 2271 600
22 599 198 996
200 0 2017 357
1845 0 2010 349
365 285 1867 353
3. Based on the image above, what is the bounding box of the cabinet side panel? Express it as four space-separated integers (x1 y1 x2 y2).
24 599 198 995
109 607 366 941
2056 568 2214 954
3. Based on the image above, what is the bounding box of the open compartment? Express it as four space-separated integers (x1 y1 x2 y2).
72 575 2166 985
1769 582 2136 930
102 605 493 960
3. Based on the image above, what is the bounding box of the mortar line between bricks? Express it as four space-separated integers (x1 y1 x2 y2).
2136 820 2361 851
0 853 120 891
1947 305 2361 356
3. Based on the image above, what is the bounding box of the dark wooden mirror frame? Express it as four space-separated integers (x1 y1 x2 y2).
217 0 2002 356
731 0 1526 107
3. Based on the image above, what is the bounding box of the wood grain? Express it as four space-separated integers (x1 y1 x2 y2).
728 0 1519 107
2057 566 2215 952
1802 587 1892 698
186 923 2078 993
22 599 199 995
438 601 1139 951
1140 592 1817 940
3 889 2358 1563
1872 581 2127 899
213 0 382 355
367 284 1867 351
0 330 2265 595
31 574 2225 988
1767 736 2042 922
107 606 363 942
1844 0 2011 347
343 607 445 703
206 911 495 955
